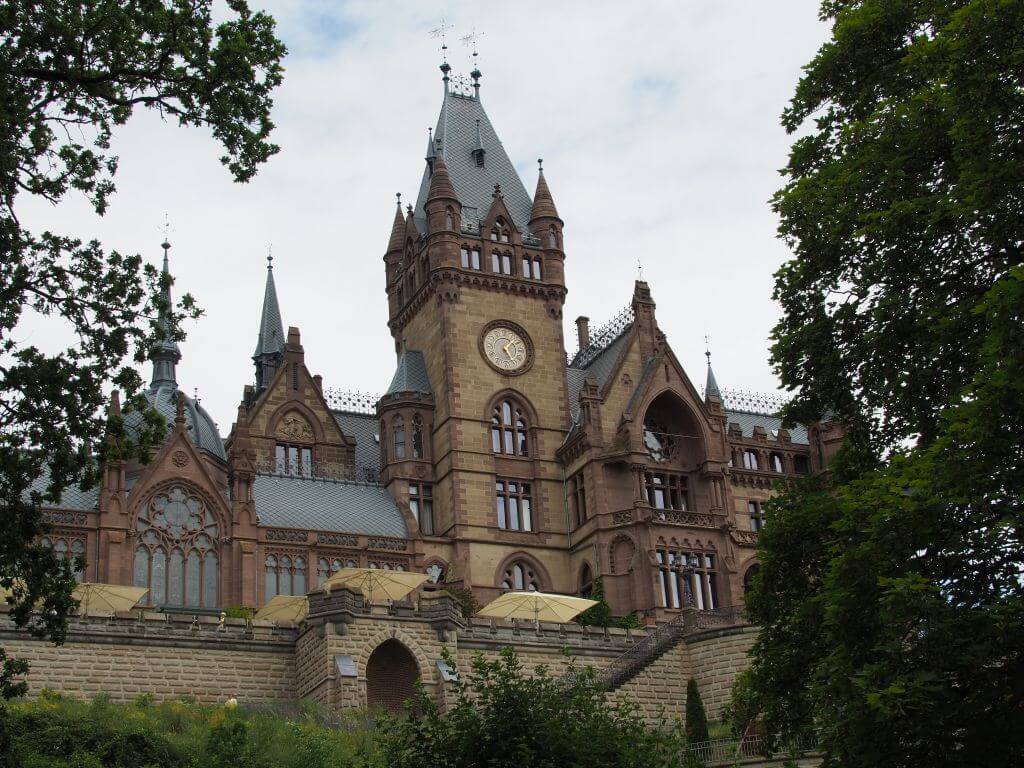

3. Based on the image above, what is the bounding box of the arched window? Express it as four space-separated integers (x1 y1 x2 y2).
500 561 539 592
393 415 406 460
548 227 557 249
579 563 594 598
742 450 759 470
412 414 424 459
445 207 454 230
491 399 529 456
770 453 784 473
794 455 810 474
744 564 761 596
133 485 219 608
266 554 306 598
41 536 86 581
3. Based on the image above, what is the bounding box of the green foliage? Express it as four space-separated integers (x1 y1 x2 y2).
684 679 709 744
381 647 687 768
0 1 285 698
223 605 253 620
754 2 1024 766
576 578 643 630
721 669 758 738
2 695 379 768
442 587 479 618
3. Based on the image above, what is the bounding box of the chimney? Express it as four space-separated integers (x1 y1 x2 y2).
576 316 590 349
313 374 323 393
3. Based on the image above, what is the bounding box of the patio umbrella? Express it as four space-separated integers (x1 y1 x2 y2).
476 591 598 624
254 594 308 623
71 583 149 616
321 567 428 603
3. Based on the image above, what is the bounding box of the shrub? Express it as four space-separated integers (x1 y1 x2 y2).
685 678 710 744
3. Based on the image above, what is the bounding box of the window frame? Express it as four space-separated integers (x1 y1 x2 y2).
409 483 434 536
495 479 533 532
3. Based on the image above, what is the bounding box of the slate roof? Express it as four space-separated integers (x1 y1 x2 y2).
253 263 285 359
331 411 381 480
27 472 100 511
124 383 227 462
385 350 432 396
725 410 809 445
253 473 406 537
414 89 534 234
566 325 635 421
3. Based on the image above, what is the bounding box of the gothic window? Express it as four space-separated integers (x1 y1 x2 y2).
265 554 306 599
496 479 532 531
500 561 539 591
770 453 784 473
570 472 587 528
748 501 767 532
655 548 718 610
393 415 406 460
643 420 677 463
579 563 594 599
742 450 760 470
133 486 219 608
317 556 358 586
412 414 424 459
547 227 557 249
794 455 810 474
491 251 512 274
491 399 529 456
445 207 454 230
460 246 481 270
490 222 511 243
275 444 312 477
644 472 688 511
409 483 434 536
41 536 86 581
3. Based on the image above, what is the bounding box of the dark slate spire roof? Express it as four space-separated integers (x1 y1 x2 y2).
414 82 533 233
253 256 284 359
705 355 721 400
149 241 181 389
385 349 432 395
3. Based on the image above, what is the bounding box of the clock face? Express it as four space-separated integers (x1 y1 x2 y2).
483 326 529 372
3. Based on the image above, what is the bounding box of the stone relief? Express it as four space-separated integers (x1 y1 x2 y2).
276 412 314 442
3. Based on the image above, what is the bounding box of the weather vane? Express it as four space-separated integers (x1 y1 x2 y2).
704 333 712 363
636 258 644 281
267 242 273 268
430 18 454 61
461 27 485 62
159 213 172 248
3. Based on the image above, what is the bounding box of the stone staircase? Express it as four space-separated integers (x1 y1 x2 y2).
597 606 746 689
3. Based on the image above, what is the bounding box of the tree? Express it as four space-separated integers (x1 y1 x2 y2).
684 679 709 744
750 2 1024 766
0 1 285 697
381 648 686 768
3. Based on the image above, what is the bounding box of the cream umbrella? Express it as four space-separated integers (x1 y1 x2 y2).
320 567 428 603
71 583 149 616
476 591 598 624
254 594 308 623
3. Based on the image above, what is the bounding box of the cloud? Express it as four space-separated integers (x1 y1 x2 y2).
16 0 829 435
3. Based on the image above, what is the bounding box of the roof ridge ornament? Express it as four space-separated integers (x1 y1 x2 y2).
430 18 454 90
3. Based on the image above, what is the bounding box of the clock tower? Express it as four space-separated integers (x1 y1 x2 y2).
380 63 572 600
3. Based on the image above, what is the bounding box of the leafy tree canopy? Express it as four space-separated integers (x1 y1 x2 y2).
749 2 1024 766
0 0 285 697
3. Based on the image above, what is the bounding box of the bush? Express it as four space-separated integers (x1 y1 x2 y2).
685 679 710 744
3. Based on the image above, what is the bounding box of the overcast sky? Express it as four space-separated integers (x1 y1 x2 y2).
19 1 829 436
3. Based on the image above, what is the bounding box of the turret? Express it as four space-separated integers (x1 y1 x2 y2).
253 254 285 393
149 240 181 389
529 160 563 251
424 151 461 234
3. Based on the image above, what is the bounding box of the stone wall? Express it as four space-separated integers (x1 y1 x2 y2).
2 595 756 725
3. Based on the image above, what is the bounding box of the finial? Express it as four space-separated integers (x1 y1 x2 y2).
538 158 544 174
705 334 712 364
493 183 502 198
395 192 402 209
159 213 172 252
637 259 644 281
430 18 453 86
193 386 201 406
461 28 484 97
406 204 413 216
266 243 273 270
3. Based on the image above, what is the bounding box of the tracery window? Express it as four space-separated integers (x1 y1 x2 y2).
655 548 718 610
643 421 677 463
393 415 406 460
409 483 434 535
41 536 86 581
500 561 539 591
742 450 760 470
644 472 688 511
491 399 529 456
412 414 424 459
265 554 306 599
316 556 358 586
275 443 312 477
133 486 219 608
496 479 533 531
769 453 784 473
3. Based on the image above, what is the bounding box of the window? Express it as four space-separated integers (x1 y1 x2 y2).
500 562 539 591
275 443 312 477
445 208 454 230
496 479 532 531
412 414 424 459
460 246 481 270
491 251 512 274
491 399 529 456
490 223 510 243
265 554 306 599
393 415 406 460
41 536 86 581
770 453 784 473
579 563 594 598
570 472 587 528
133 485 218 608
748 501 767 532
794 455 810 474
655 548 718 610
644 472 688 511
521 256 542 279
410 483 434 536
742 450 760 470
547 227 557 249
743 564 761 596
316 556 357 586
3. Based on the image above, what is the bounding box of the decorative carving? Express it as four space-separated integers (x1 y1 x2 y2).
652 510 720 528
276 412 314 442
317 532 359 547
368 537 407 552
171 450 189 468
731 529 759 547
42 510 88 527
611 510 633 525
265 528 308 543
426 563 445 583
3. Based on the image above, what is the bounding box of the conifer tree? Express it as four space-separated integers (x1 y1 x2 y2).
685 679 710 744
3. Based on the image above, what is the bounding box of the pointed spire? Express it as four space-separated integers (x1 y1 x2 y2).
387 193 405 252
530 159 560 222
425 127 436 162
149 240 181 389
426 153 458 205
253 250 285 392
705 343 722 401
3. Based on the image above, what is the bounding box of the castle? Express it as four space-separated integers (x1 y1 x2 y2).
38 62 843 640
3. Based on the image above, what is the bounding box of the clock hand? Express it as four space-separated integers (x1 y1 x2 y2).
502 342 512 359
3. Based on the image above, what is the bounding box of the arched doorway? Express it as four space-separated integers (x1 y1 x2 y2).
366 639 420 712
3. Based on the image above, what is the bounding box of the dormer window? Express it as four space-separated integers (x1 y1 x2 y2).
472 147 485 167
275 443 312 477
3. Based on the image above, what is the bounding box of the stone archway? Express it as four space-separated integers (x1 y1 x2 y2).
365 639 420 712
